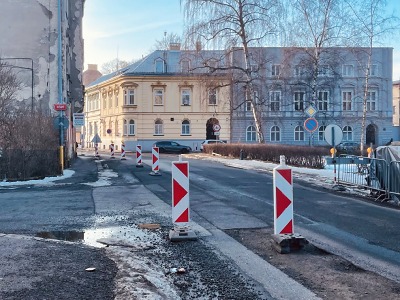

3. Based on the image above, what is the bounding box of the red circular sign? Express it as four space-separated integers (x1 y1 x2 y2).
304 118 318 132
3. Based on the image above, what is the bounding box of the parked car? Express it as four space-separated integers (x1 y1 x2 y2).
200 140 226 151
336 142 360 153
154 141 192 154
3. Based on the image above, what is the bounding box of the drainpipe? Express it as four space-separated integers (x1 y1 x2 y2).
58 0 64 172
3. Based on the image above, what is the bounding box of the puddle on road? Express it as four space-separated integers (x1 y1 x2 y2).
36 225 160 248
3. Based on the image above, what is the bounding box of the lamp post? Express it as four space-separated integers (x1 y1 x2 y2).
0 57 34 112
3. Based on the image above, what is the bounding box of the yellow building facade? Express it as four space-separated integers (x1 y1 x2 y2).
84 49 231 152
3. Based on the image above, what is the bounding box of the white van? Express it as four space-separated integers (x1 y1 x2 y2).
200 140 226 151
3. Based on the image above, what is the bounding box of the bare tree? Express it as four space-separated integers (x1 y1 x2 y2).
181 0 284 143
345 0 400 153
152 32 182 51
101 58 131 75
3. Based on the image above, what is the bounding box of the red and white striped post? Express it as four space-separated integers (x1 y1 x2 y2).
169 156 196 241
273 155 294 235
110 142 115 159
149 146 161 176
94 143 99 157
136 145 143 168
120 141 126 160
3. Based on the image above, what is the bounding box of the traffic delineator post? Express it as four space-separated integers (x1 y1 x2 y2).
120 142 126 160
271 155 307 253
94 143 99 158
169 155 197 241
136 145 143 168
149 146 161 176
110 142 115 159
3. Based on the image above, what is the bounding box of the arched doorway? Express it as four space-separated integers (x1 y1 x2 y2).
206 118 219 140
366 124 377 145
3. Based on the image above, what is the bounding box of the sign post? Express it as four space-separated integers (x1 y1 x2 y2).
324 124 343 184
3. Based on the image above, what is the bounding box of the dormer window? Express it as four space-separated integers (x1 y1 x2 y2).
155 58 165 73
181 59 190 73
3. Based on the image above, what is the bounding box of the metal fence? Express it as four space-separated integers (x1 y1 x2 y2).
326 155 399 202
0 149 61 181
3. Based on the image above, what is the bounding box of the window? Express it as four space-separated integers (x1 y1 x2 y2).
250 64 258 72
124 89 135 105
115 120 119 135
294 125 305 141
154 119 163 135
343 126 353 141
181 60 190 73
368 64 378 76
272 64 280 76
245 101 252 112
318 125 326 141
270 126 281 142
155 59 165 73
181 120 190 135
366 90 377 111
294 91 305 111
342 64 354 77
181 89 191 105
253 90 259 104
154 89 164 105
342 90 352 111
103 97 106 109
270 91 281 111
115 95 118 107
89 123 93 136
317 91 328 111
123 120 127 135
294 65 303 77
208 88 217 105
246 125 257 142
109 97 112 109
318 65 330 76
128 120 135 135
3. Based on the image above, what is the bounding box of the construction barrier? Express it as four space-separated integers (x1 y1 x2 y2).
110 142 115 159
169 156 196 241
120 142 126 160
149 146 161 176
136 145 143 168
273 155 294 234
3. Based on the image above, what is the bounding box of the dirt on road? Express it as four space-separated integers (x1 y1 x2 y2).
226 227 400 300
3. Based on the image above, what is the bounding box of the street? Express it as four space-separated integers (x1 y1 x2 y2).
0 150 399 299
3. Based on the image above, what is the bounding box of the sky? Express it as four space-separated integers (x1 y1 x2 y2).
83 0 400 79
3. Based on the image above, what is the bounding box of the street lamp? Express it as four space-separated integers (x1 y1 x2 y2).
0 58 34 112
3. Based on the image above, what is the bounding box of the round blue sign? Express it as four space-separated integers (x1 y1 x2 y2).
304 118 318 132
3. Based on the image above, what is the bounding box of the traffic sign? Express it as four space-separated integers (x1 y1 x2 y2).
213 124 221 132
324 124 343 146
54 103 67 111
73 113 85 127
91 133 102 143
304 118 318 132
53 116 69 130
305 105 317 118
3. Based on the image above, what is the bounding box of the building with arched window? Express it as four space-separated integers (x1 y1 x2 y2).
84 44 231 151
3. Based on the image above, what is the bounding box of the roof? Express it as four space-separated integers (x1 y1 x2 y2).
86 49 227 88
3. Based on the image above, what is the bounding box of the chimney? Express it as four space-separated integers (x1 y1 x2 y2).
196 41 202 51
87 64 98 71
169 43 181 50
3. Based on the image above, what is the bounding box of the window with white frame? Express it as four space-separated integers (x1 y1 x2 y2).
123 120 127 135
115 120 119 135
270 91 281 111
294 65 303 77
246 125 257 141
103 97 106 109
154 89 164 105
270 126 280 142
250 64 258 72
245 101 252 112
318 65 330 76
181 120 190 135
342 64 354 77
253 90 259 104
181 59 190 73
272 64 280 76
155 59 165 73
89 123 93 136
208 88 217 105
181 89 191 105
366 90 377 111
109 97 112 109
124 89 135 105
115 95 118 107
318 125 326 141
367 64 378 76
154 119 163 135
343 125 353 141
94 122 98 134
317 91 328 111
294 125 305 141
294 91 305 111
128 120 135 135
342 90 352 111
